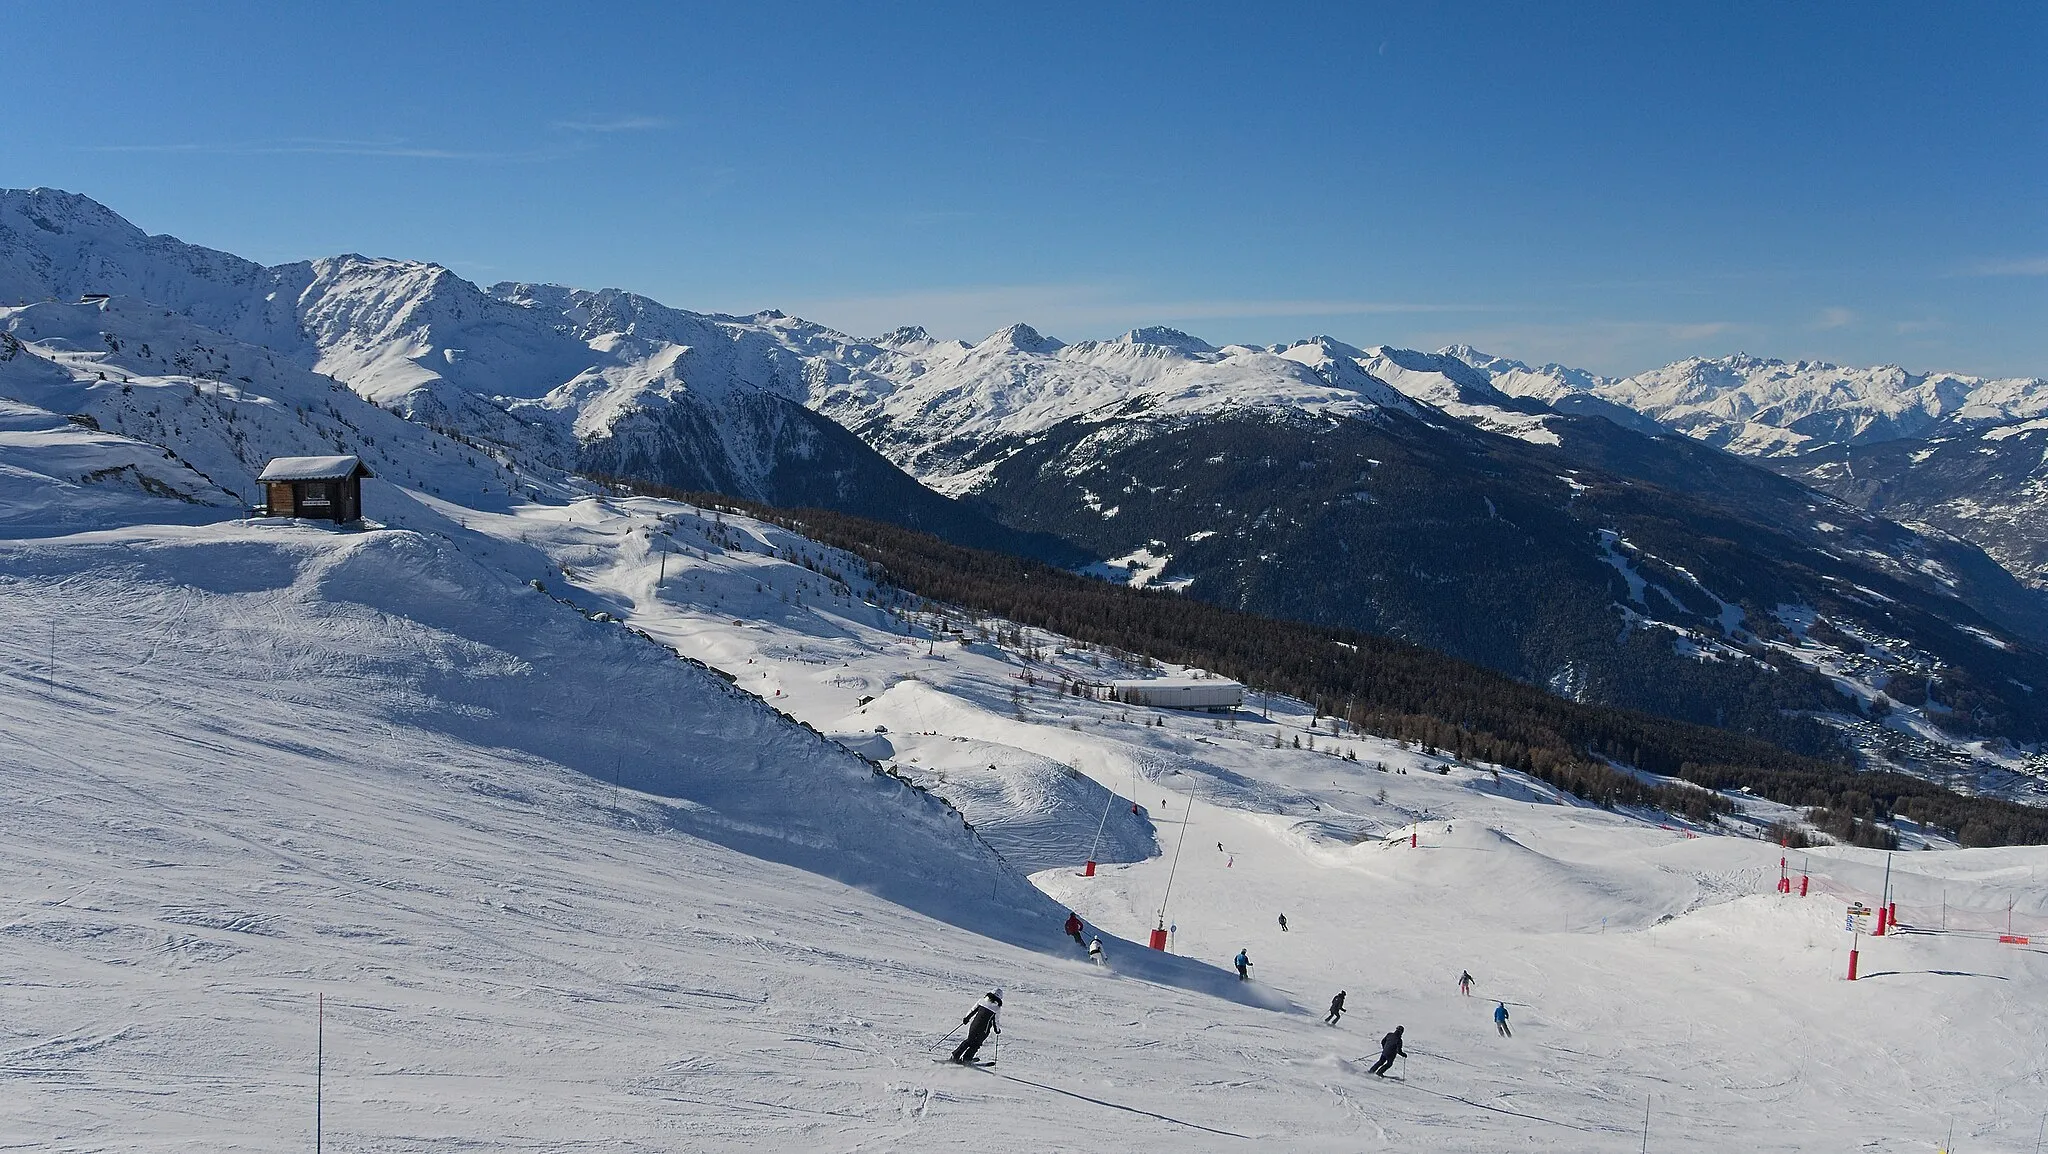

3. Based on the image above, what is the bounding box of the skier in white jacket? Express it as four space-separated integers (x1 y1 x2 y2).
951 989 1002 1064
1088 936 1105 966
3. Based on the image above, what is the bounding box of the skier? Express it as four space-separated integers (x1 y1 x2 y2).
1278 913 1288 932
1064 911 1085 947
1234 948 1252 981
1458 970 1474 996
950 988 1002 1064
1324 991 1346 1026
1089 936 1105 966
1494 1002 1511 1037
1369 1025 1405 1077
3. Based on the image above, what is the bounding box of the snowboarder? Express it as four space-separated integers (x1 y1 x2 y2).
950 988 1003 1064
1494 1002 1511 1037
1369 1025 1405 1077
1278 913 1288 932
1064 911 1085 947
1234 948 1252 981
1458 970 1474 996
1324 991 1346 1025
1089 936 1105 966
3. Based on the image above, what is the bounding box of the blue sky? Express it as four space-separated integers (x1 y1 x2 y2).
6 2 2044 376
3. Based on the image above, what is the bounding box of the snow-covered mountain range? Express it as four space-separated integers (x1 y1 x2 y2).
5 186 2047 778
1444 345 2048 590
1467 350 2048 458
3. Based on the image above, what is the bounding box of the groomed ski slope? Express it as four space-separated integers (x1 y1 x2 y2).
2 481 2045 1152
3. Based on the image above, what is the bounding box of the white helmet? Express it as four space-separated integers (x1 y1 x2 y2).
991 987 1005 1000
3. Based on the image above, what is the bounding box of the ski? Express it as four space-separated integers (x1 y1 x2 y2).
933 1058 997 1067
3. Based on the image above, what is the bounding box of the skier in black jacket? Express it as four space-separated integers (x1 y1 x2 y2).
1369 1025 1404 1076
950 988 1002 1064
1324 991 1346 1025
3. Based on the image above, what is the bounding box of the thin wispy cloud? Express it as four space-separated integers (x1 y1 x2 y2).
78 137 577 162
1415 319 1747 376
785 283 1495 343
551 115 670 133
1811 306 1857 330
1959 255 2048 277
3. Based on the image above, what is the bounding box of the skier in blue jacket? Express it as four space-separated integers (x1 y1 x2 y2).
1234 949 1251 980
1494 1002 1511 1037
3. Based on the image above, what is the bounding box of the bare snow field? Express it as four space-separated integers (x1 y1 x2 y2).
3 481 2046 1151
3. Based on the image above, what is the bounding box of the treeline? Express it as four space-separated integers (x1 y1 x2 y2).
608 481 2048 846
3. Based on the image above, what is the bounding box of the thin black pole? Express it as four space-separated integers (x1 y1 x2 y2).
1641 1093 1650 1153
1155 783 1197 934
315 992 324 1154
1085 775 1117 866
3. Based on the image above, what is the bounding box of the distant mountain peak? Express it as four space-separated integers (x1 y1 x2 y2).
875 324 932 346
1118 326 1215 354
3 187 141 237
980 322 1064 354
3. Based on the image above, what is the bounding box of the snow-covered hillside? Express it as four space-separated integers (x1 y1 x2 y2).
4 379 2048 1153
8 470 2046 1150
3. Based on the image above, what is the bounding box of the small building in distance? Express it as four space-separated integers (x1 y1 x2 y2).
1108 676 1244 711
256 455 371 524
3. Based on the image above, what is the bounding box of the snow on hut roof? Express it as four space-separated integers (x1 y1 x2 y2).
257 455 371 482
1108 677 1242 691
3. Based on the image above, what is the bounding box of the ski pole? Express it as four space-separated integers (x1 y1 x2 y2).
991 1031 1000 1066
930 1023 964 1051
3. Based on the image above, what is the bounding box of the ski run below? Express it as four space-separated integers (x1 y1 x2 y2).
2 478 2045 1153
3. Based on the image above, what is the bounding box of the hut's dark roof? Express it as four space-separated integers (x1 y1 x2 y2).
257 455 371 482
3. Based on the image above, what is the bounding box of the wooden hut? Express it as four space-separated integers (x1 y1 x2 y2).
256 455 371 524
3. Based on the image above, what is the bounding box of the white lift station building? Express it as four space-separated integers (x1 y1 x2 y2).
1108 676 1245 711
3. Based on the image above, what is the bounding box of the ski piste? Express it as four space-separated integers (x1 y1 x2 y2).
0 420 2041 1150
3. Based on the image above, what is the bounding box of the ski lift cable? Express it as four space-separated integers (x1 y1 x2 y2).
1155 782 1198 928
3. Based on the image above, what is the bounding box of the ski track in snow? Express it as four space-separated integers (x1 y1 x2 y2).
0 488 2043 1152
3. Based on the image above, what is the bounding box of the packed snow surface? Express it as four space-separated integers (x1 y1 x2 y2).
3 463 2045 1152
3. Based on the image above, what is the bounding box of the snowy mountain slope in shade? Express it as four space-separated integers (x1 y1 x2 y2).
0 515 1081 941
0 397 235 532
0 297 562 508
1587 354 2048 457
1448 343 2048 601
1793 415 2048 590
